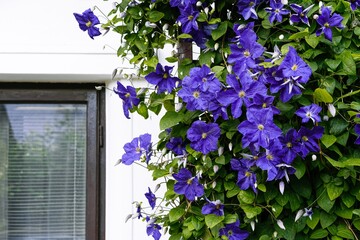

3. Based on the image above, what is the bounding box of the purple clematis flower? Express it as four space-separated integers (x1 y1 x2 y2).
113 81 140 119
73 9 101 39
145 63 180 93
231 158 257 193
145 187 156 210
228 29 264 75
187 120 221 154
146 217 162 240
298 126 324 157
279 128 302 164
270 47 312 102
121 133 152 165
208 98 229 122
349 0 360 10
236 0 259 20
316 6 344 42
177 4 199 33
295 103 322 124
248 93 281 115
178 65 221 111
217 74 267 118
238 108 282 150
256 140 284 181
201 199 224 216
219 220 249 240
166 137 186 155
289 3 314 26
173 168 204 201
265 0 290 24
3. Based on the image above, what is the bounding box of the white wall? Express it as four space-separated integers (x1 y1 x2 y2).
0 1 164 239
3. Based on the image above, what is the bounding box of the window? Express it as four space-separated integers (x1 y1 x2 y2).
0 84 105 240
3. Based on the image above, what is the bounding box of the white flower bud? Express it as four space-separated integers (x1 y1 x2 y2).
211 181 217 189
154 184 161 193
196 1 202 7
295 209 304 222
145 21 157 28
281 0 288 4
227 65 233 73
273 231 278 238
119 12 126 18
328 103 336 117
169 167 173 174
95 86 103 91
112 2 118 10
277 220 286 230
204 7 209 15
214 43 219 51
228 142 233 151
213 165 219 173
218 146 224 156
279 181 285 195
312 154 317 161
142 30 147 35
313 14 319 20
323 115 329 121
211 57 215 63
250 221 256 231
162 23 169 31
125 214 133 223
279 34 284 40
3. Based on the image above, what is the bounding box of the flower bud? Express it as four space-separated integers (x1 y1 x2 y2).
119 12 126 18
313 14 319 20
279 181 285 195
323 115 329 121
228 142 233 151
213 165 219 173
312 154 317 161
218 146 224 156
277 220 286 230
250 221 256 231
281 0 288 4
328 103 336 117
112 2 118 10
214 43 219 51
211 181 217 189
204 7 209 15
145 21 157 28
125 214 133 222
196 1 202 7
227 65 233 73
295 209 304 222
162 23 169 31
273 231 278 238
142 30 147 35
279 34 284 40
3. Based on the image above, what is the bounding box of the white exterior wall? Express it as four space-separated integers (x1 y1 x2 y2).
0 1 164 239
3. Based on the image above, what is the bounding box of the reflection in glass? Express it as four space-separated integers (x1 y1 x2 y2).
0 104 86 240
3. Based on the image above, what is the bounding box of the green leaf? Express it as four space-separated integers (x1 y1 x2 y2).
337 224 355 239
314 88 333 103
342 158 360 167
321 134 337 148
337 50 356 75
205 214 224 228
335 207 353 219
211 21 228 41
148 10 164 22
159 111 184 130
226 187 240 198
237 190 255 204
310 229 328 239
305 34 320 48
325 59 342 71
327 182 343 201
307 210 320 229
341 193 356 208
136 102 149 119
152 169 168 180
224 214 238 224
324 155 345 168
169 207 185 222
289 28 309 40
318 188 335 212
320 211 337 228
177 33 193 39
257 184 266 192
241 205 262 219
293 158 306 179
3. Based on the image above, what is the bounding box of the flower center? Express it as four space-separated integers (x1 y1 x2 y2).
125 92 131 98
193 91 200 98
275 9 280 13
306 111 312 118
238 90 246 98
136 147 141 153
291 64 298 71
257 124 264 131
249 1 255 7
163 73 168 79
302 136 308 141
253 156 259 160
202 132 207 139
286 142 292 148
202 77 207 82
266 154 273 160
86 20 92 27
188 15 194 21
187 178 193 185
245 171 252 177
324 22 330 28
244 49 251 57
262 103 267 108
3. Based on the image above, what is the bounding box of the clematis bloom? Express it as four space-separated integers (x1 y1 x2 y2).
73 9 101 39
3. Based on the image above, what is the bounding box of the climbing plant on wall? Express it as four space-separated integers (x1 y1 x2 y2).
75 0 360 239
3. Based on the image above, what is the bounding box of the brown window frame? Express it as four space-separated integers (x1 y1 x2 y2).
0 83 105 240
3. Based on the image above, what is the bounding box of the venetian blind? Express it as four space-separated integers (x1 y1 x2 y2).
0 104 86 240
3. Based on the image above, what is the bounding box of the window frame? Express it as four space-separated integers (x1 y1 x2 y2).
0 83 105 240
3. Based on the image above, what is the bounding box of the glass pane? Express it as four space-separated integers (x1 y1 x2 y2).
0 104 86 240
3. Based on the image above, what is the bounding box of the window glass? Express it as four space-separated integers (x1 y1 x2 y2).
0 104 86 240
